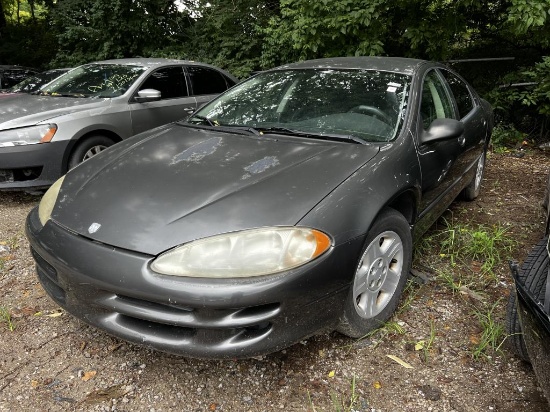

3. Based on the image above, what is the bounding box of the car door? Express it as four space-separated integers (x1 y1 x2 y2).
129 65 197 135
414 68 475 234
186 65 236 109
439 68 487 171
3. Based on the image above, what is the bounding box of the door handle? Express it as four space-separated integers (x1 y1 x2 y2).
458 136 466 146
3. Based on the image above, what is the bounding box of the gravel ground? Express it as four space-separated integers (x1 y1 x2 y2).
1 151 549 411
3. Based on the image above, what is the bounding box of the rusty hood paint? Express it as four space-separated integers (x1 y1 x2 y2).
51 124 379 255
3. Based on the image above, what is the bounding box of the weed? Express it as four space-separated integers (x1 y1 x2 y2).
470 300 506 360
436 270 465 293
0 307 15 331
330 375 359 412
397 278 422 314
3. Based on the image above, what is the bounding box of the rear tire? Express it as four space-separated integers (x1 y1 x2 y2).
337 208 412 338
68 135 115 169
462 149 486 200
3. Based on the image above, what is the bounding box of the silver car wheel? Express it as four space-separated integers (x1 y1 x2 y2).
474 151 485 192
352 230 404 319
82 144 109 161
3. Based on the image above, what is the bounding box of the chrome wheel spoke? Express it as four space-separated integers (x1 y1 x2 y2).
352 230 404 319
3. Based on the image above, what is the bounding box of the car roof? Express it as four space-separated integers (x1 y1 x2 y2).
91 58 210 69
273 56 431 75
83 58 238 81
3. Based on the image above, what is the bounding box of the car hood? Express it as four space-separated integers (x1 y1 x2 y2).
52 125 379 255
0 94 111 129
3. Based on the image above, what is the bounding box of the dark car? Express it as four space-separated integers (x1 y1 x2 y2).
0 65 39 88
507 177 550 404
0 58 237 190
0 68 71 94
26 57 493 359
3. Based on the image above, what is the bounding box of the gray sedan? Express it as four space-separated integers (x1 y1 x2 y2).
27 57 493 359
0 58 237 190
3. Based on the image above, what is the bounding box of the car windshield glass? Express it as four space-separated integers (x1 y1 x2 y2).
7 70 67 94
41 64 146 98
189 69 411 142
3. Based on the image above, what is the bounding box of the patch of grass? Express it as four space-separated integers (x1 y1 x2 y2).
415 218 515 285
0 307 15 331
470 300 506 360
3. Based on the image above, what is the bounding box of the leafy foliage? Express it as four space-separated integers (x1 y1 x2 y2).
1 0 550 137
49 0 191 67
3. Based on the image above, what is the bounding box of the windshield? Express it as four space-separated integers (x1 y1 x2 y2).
41 64 147 98
7 69 69 94
189 69 411 142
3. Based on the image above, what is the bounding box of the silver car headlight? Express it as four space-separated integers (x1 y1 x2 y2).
150 227 332 278
38 176 65 225
0 124 57 147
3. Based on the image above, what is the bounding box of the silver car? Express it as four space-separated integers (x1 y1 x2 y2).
0 58 237 190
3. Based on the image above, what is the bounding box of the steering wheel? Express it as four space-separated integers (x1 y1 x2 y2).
348 105 393 125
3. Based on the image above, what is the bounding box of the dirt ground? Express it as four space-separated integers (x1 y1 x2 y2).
1 150 550 412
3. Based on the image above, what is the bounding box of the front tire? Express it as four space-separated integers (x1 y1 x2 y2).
68 135 115 169
337 208 412 338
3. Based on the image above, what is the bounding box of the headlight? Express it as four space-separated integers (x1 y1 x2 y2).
38 175 65 225
0 124 57 147
150 227 332 278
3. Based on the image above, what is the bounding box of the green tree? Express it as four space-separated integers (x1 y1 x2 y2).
50 0 191 66
182 0 279 78
0 0 57 68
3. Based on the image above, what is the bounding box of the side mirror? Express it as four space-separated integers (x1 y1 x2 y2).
420 118 464 144
134 88 161 103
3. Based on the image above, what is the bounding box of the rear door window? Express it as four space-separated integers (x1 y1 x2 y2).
440 70 475 119
187 66 230 96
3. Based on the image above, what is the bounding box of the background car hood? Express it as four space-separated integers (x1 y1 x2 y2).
52 125 379 255
0 94 111 129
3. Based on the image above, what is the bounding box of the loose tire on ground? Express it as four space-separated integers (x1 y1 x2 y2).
337 208 412 338
506 236 549 361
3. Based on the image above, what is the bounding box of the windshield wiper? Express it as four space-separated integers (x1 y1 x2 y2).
257 127 367 145
190 115 215 127
186 118 261 136
35 91 86 98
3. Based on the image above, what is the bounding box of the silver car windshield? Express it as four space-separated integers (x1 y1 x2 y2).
40 64 147 98
190 69 411 142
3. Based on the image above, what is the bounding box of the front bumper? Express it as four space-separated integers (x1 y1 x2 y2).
0 140 69 190
26 208 363 359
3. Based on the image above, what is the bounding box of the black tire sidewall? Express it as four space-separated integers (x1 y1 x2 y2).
337 208 412 338
506 236 549 361
68 135 114 170
463 149 486 200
